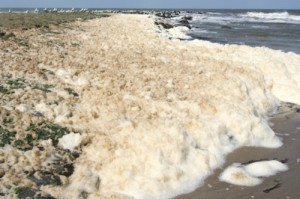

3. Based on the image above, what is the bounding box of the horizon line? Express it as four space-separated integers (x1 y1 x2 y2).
1 7 300 10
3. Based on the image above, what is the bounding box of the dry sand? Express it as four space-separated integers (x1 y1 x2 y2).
1 13 300 199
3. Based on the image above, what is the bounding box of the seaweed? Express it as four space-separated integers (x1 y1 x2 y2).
27 123 70 141
41 68 55 75
14 186 37 198
0 85 12 94
2 77 56 94
0 126 16 147
32 84 55 92
6 78 27 89
64 88 79 97
28 171 62 186
3 117 13 125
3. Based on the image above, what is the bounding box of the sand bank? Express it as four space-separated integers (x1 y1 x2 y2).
1 14 300 199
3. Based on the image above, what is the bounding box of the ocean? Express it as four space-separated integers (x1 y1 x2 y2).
164 9 300 54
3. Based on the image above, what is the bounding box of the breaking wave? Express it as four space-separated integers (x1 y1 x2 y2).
241 11 300 24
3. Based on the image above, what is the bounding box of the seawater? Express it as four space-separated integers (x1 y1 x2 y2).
176 9 300 54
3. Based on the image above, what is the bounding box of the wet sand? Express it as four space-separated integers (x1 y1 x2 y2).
177 104 300 199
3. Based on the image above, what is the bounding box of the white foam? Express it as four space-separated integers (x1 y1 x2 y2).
15 104 28 112
244 160 288 177
189 11 300 25
219 163 263 186
219 160 288 186
58 133 83 151
241 11 300 24
55 68 89 86
32 15 300 199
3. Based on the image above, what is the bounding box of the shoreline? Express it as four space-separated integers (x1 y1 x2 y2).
1 13 300 199
176 103 300 199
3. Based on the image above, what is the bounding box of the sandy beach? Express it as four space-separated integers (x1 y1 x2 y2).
1 13 300 199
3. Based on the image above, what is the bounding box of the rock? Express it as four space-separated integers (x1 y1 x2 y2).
179 19 189 24
155 21 174 29
182 16 193 21
178 16 193 29
155 12 175 18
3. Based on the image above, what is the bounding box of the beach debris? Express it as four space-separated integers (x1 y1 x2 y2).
219 160 288 186
263 181 281 193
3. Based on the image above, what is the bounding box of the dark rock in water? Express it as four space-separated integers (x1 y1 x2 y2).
155 11 178 19
221 25 232 29
155 21 174 29
178 20 192 29
179 19 189 25
178 16 193 29
188 34 213 42
182 16 193 21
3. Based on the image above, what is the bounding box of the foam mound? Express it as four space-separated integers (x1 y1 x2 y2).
48 14 299 199
1 14 300 199
219 160 288 186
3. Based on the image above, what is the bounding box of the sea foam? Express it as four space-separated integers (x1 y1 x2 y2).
37 14 300 199
219 160 288 186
